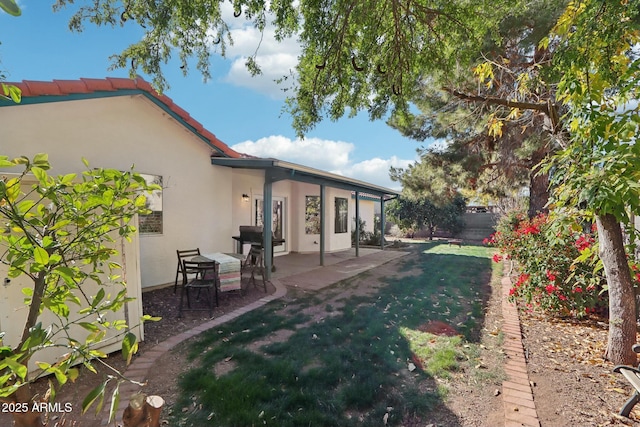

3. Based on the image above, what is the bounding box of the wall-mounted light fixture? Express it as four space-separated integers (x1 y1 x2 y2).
242 193 250 202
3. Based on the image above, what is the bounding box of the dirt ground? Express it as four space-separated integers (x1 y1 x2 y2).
521 309 640 427
4 248 640 426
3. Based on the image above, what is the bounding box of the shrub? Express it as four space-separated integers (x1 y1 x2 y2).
486 211 607 317
351 217 382 246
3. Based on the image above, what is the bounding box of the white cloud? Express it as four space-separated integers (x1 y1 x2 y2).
337 157 412 190
216 5 301 98
225 52 298 98
231 135 412 189
233 135 354 171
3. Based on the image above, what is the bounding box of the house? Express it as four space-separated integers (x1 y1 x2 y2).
0 77 399 363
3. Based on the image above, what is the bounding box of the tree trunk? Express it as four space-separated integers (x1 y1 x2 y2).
528 150 550 218
597 213 637 366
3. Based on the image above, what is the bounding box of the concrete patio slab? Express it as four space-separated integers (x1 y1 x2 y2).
274 248 409 291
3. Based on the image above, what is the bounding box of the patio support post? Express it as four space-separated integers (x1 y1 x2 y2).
380 196 386 250
263 176 273 280
320 184 325 266
355 191 360 257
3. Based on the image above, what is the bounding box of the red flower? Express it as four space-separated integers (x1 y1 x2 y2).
558 294 567 301
545 284 557 294
509 287 517 296
575 234 593 251
591 223 598 233
635 273 640 283
546 270 557 282
574 286 583 293
515 273 530 287
492 254 503 263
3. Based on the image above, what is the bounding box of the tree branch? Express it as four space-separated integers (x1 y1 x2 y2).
443 87 550 113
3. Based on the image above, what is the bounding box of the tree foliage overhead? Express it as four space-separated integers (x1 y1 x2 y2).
51 0 518 134
387 0 569 216
53 0 301 90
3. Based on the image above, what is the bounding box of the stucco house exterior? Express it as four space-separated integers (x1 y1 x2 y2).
0 77 398 363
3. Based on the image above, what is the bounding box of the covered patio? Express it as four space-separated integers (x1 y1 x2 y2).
211 157 401 280
271 247 408 291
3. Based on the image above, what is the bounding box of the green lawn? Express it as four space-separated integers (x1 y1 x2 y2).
168 242 499 427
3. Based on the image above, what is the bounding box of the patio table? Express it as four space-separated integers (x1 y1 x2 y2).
201 253 242 292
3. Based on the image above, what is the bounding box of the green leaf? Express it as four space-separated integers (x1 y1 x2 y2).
67 368 79 383
121 332 138 366
5 177 20 203
33 246 49 265
0 0 21 16
108 385 121 424
0 156 15 167
47 380 56 402
4 357 27 380
7 85 21 103
31 167 48 186
77 322 100 333
60 173 77 185
82 381 107 414
91 288 105 308
32 153 49 168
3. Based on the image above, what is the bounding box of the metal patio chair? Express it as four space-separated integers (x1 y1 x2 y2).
174 248 201 293
178 259 220 318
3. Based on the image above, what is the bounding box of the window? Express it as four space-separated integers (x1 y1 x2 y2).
335 197 348 234
305 196 320 234
138 174 163 234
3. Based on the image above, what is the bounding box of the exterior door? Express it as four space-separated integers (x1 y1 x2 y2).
254 196 286 253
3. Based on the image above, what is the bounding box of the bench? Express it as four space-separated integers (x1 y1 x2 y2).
447 239 463 247
613 344 640 417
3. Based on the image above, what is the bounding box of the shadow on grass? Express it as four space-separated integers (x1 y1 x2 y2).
168 242 494 427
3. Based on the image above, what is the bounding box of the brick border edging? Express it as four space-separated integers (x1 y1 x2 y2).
100 279 288 426
501 264 541 427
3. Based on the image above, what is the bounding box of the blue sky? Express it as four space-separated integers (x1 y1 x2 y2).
0 2 430 189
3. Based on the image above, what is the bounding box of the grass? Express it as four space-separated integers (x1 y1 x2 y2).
168 242 497 427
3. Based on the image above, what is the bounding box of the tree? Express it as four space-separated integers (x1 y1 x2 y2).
50 0 514 109
387 0 568 217
540 0 640 365
0 154 158 426
386 194 466 240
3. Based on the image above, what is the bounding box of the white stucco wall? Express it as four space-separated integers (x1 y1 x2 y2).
356 200 376 232
0 95 234 289
327 188 353 251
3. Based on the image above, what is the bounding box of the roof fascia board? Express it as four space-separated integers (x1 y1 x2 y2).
212 157 400 197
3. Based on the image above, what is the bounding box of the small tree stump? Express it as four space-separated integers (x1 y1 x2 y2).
122 393 164 427
146 395 164 427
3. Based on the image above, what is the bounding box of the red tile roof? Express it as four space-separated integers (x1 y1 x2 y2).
6 77 241 158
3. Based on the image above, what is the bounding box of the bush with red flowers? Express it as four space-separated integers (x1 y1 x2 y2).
485 211 607 317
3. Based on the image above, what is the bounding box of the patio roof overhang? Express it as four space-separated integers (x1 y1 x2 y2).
211 156 401 279
210 157 400 200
